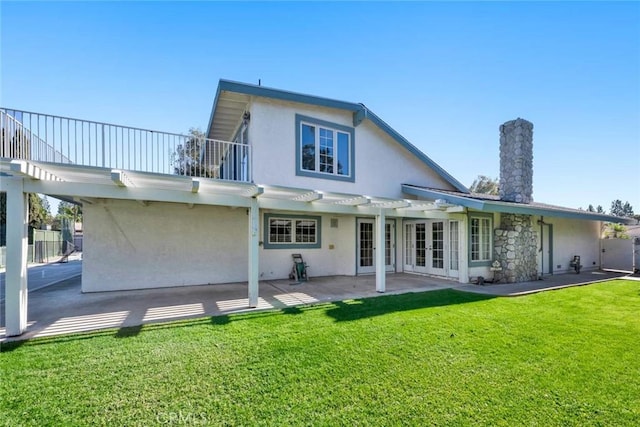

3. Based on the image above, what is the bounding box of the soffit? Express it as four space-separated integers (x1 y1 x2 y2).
208 91 250 141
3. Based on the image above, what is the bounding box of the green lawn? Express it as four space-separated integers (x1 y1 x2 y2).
2 280 639 426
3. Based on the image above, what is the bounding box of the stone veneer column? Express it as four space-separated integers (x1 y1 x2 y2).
499 118 534 203
493 214 538 283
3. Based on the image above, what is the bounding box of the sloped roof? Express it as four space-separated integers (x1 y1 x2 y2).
402 184 636 224
207 79 468 193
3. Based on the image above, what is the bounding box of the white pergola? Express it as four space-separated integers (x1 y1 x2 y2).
1 159 463 336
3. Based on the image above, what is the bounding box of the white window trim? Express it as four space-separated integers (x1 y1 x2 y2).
469 214 493 266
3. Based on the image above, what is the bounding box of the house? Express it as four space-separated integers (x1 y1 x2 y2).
1 80 634 336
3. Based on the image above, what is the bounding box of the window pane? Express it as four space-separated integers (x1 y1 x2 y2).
301 124 315 171
319 128 334 173
269 219 292 243
360 222 373 267
416 224 426 267
385 223 392 265
295 219 317 243
432 222 444 269
337 132 349 176
481 218 491 260
471 218 479 261
405 224 413 266
449 221 459 270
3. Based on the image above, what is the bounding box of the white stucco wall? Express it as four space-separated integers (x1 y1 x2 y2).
541 216 602 274
248 98 456 198
83 200 249 292
258 212 356 280
466 214 602 281
84 201 370 291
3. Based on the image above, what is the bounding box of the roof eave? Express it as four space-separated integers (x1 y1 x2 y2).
207 80 470 193
205 82 224 139
365 109 469 193
402 184 636 224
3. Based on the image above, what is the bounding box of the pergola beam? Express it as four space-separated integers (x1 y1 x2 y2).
334 196 371 206
110 170 134 187
191 179 200 194
23 180 253 208
293 191 323 202
245 185 264 198
10 160 62 181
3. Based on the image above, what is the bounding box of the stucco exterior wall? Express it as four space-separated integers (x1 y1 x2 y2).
258 212 356 280
248 98 455 198
83 200 249 292
83 201 372 291
542 216 602 274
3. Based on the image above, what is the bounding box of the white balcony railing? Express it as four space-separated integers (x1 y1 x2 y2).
0 108 251 182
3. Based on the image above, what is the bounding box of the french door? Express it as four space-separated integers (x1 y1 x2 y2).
404 220 459 277
357 219 395 274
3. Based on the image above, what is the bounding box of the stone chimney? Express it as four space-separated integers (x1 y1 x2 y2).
494 118 538 283
499 118 533 203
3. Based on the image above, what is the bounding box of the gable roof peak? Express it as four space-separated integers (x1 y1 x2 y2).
210 79 469 193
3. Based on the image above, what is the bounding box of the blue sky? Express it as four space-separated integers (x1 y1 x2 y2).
1 1 639 213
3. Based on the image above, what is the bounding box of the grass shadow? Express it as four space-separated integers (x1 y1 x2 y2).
1 305 315 350
1 289 495 349
211 315 231 326
114 324 143 338
325 289 495 322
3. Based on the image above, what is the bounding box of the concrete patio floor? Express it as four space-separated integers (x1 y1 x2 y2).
0 270 631 343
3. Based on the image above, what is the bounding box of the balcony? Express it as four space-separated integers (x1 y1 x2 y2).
0 108 251 182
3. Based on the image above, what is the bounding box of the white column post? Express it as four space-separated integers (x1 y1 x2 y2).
375 209 386 293
247 197 259 308
5 178 29 336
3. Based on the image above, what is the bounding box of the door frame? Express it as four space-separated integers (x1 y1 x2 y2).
403 219 460 279
427 220 446 276
356 218 396 275
538 221 553 276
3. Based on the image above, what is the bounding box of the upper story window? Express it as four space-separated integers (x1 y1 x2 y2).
295 114 355 182
469 214 493 265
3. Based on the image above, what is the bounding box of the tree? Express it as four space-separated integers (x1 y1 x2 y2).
172 128 216 178
52 201 82 231
610 200 634 217
1 192 51 246
57 201 82 221
28 194 51 228
605 223 630 239
469 175 499 195
586 204 606 213
0 192 50 228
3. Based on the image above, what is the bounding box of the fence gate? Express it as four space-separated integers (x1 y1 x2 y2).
601 238 634 272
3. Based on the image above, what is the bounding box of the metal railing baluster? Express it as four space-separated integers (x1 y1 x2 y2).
1 107 251 182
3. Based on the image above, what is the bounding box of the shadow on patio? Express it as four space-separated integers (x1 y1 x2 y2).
1 273 461 344
1 270 631 345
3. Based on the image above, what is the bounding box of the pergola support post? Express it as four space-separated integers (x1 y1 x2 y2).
5 178 29 336
248 197 259 307
375 209 386 293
